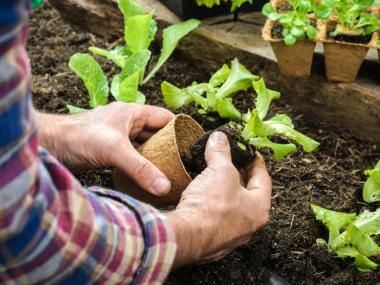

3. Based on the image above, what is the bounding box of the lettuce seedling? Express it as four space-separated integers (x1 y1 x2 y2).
162 59 259 120
262 0 318 46
68 0 200 112
363 160 380 203
241 79 320 159
316 0 380 36
311 204 380 272
195 0 253 12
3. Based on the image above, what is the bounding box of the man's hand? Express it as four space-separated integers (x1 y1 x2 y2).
36 102 175 196
165 132 272 267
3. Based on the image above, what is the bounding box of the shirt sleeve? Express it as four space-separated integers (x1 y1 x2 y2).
0 1 177 284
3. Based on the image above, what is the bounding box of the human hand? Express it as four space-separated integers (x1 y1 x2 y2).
165 131 272 267
36 102 175 196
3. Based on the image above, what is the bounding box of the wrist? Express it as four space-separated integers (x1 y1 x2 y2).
164 209 215 268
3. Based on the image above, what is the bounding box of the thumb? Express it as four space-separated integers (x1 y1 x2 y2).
115 142 171 196
205 131 232 168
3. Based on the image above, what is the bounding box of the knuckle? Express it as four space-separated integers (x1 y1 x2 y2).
133 160 152 182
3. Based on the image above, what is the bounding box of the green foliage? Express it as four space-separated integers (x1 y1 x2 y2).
195 0 253 12
68 53 109 108
311 204 380 272
317 0 380 36
163 59 319 160
363 160 380 203
262 0 318 46
68 0 200 113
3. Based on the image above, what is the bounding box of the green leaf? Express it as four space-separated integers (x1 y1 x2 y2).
346 224 380 257
310 204 357 244
291 26 305 38
116 72 146 104
119 50 151 82
186 83 209 109
284 34 297 46
125 13 156 54
336 247 378 272
216 59 259 100
68 53 109 108
314 3 333 19
363 160 380 203
144 19 201 83
216 98 241 120
161 81 192 109
111 75 121 100
298 0 312 12
67 105 87 114
306 26 317 40
209 64 231 88
195 0 221 8
353 209 380 236
252 79 281 120
250 137 297 160
230 0 252 12
88 46 128 68
262 3 274 16
118 0 144 19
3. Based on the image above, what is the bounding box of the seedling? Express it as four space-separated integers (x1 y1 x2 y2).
363 160 380 203
68 0 200 113
169 60 320 175
195 0 252 12
316 0 380 38
262 0 318 46
162 59 259 120
311 205 380 272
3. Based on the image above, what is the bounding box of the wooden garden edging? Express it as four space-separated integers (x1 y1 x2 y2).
50 0 380 144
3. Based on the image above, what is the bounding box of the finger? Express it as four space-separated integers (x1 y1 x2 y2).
115 142 171 196
246 152 271 192
138 105 175 130
205 132 232 168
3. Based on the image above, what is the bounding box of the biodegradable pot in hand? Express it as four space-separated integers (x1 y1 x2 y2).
262 20 317 77
113 114 205 208
322 21 374 83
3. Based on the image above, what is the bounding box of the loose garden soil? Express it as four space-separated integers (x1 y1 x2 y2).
29 3 379 284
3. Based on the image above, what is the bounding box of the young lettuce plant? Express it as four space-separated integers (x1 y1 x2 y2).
311 205 380 272
162 59 259 120
262 0 319 45
316 0 380 37
68 0 200 113
195 0 252 12
240 79 320 160
363 160 380 203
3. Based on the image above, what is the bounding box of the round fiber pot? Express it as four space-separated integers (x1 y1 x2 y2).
113 114 205 208
262 20 316 77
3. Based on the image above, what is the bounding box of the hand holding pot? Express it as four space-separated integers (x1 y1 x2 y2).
36 102 175 196
165 132 272 267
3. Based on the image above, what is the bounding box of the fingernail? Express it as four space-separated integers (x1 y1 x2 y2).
151 177 171 195
210 131 227 145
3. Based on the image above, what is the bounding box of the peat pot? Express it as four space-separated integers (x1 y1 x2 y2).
262 20 317 77
113 114 205 208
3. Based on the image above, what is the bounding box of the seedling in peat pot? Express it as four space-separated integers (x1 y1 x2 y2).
363 160 380 203
67 0 200 113
262 0 318 46
170 62 320 176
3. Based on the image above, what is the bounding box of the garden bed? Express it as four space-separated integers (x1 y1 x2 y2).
29 3 379 284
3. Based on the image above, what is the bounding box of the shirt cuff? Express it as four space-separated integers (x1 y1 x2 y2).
88 187 177 284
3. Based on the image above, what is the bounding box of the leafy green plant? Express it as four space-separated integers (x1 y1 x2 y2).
162 59 258 120
262 0 319 45
163 59 320 159
311 204 380 272
363 160 380 203
68 0 200 112
195 0 252 12
316 0 380 36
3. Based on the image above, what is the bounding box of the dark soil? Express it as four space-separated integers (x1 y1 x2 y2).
271 22 284 39
183 124 256 178
276 2 293 12
327 23 372 44
29 3 379 285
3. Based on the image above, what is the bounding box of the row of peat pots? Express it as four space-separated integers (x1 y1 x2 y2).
262 0 380 82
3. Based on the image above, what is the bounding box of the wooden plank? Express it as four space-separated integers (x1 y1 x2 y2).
50 0 380 144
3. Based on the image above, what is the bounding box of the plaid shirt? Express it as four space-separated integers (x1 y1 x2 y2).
0 1 176 284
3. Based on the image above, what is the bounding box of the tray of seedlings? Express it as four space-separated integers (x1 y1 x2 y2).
262 0 380 82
